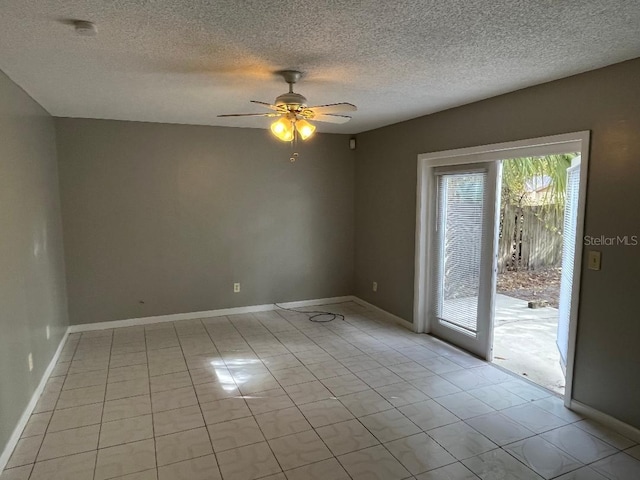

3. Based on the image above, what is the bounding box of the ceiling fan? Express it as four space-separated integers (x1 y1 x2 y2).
218 70 357 142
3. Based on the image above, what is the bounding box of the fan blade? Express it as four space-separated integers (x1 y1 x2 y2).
305 103 357 115
217 113 279 118
250 100 284 111
312 114 352 124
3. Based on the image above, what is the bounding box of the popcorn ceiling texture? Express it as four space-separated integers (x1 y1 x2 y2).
1 1 639 133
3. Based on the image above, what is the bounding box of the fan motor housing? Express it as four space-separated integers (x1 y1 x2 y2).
275 92 307 109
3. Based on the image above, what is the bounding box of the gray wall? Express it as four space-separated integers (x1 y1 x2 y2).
0 71 68 453
354 58 640 428
55 119 355 325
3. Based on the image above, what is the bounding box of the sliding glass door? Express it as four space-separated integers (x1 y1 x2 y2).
429 162 501 359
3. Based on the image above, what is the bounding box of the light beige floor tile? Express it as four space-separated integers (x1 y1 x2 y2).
415 462 478 479
157 454 221 480
298 398 354 427
268 430 332 470
387 361 434 381
245 388 295 415
316 419 380 455
355 367 404 388
216 442 281 480
50 362 71 377
467 384 528 410
149 371 192 393
464 449 544 479
339 389 394 417
189 367 223 385
155 427 213 466
428 421 497 460
95 439 156 480
321 373 370 396
21 412 52 438
504 436 583 479
285 457 350 480
48 403 103 432
105 379 150 401
112 468 158 479
109 352 148 369
237 373 280 395
385 432 456 475
434 392 495 419
30 450 96 480
99 414 153 448
305 361 351 380
63 370 108 390
254 406 312 439
338 444 411 480
108 364 149 383
37 425 99 461
56 384 105 409
398 399 460 431
103 394 151 422
32 391 59 413
501 403 568 434
270 366 315 386
194 381 240 403
283 381 333 405
626 445 640 460
68 358 110 375
552 466 609 480
208 416 265 452
111 343 147 356
359 408 422 443
151 386 197 412
574 419 636 450
153 405 204 436
6 435 43 468
148 359 187 377
0 464 33 480
375 382 430 408
541 424 618 463
411 375 462 398
262 353 303 372
201 397 251 424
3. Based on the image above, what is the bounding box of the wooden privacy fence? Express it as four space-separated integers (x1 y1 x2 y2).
498 203 563 272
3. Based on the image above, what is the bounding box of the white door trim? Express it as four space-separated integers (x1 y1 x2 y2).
414 131 590 406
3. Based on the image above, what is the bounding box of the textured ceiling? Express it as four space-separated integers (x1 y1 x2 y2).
1 1 639 134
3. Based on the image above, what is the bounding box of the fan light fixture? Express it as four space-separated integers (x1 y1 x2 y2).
269 116 316 142
218 70 356 144
270 117 294 141
295 119 316 140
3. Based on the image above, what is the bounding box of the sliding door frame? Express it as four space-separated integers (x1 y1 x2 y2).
414 131 590 405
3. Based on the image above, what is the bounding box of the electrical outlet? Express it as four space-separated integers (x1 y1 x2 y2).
28 353 34 372
46 325 50 340
234 282 241 293
372 281 378 292
588 250 601 270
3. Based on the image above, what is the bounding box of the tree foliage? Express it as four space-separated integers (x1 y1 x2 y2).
502 154 577 213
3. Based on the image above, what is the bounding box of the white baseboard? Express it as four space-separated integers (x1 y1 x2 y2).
570 399 640 444
67 296 356 333
0 329 69 473
352 297 415 331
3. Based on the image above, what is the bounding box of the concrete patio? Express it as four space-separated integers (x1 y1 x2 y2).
493 293 565 394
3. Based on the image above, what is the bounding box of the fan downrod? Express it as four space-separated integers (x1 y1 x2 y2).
279 70 303 86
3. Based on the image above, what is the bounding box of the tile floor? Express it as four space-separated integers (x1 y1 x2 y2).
2 301 640 480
